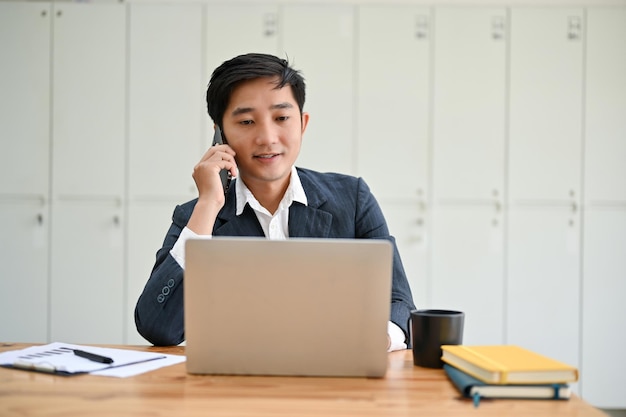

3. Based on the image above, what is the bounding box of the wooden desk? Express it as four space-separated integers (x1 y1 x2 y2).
0 343 606 417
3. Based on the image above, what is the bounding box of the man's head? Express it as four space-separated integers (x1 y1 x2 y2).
206 53 310 198
207 53 306 129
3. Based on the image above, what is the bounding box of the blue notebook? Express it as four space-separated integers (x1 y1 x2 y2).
444 363 571 407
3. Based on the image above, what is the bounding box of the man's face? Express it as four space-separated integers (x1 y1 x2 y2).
222 76 309 189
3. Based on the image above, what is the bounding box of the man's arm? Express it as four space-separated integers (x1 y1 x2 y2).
354 177 416 346
135 140 236 346
134 203 194 346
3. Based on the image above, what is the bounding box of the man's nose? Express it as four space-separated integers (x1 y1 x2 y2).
255 121 278 145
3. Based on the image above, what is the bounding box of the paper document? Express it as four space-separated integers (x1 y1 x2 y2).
0 342 185 378
92 353 185 378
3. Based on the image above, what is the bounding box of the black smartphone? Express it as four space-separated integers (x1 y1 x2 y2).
212 126 232 195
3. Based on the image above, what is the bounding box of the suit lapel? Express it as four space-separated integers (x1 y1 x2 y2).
288 169 333 238
213 188 265 237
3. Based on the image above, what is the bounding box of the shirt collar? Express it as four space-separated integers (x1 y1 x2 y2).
235 166 308 216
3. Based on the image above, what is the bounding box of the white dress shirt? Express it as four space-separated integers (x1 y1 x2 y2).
170 166 407 351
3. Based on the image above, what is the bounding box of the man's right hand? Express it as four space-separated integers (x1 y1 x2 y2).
186 144 238 235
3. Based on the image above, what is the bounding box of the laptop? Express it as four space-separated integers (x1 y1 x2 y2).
184 237 393 378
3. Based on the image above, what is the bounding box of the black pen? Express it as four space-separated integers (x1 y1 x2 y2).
73 349 114 364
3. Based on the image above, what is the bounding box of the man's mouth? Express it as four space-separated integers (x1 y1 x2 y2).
255 153 280 159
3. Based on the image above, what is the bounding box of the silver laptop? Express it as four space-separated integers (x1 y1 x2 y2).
184 237 393 378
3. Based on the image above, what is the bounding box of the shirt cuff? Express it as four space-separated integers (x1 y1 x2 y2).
169 227 211 269
387 321 408 352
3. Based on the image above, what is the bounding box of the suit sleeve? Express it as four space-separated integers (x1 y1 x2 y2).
354 178 416 345
134 204 191 346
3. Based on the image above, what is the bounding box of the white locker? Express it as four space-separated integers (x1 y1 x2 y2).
584 7 626 205
128 4 204 200
582 208 626 408
431 205 504 345
51 3 126 199
49 3 127 344
0 200 50 342
581 7 626 408
429 8 507 344
356 5 431 308
0 2 52 343
205 4 280 84
507 206 581 379
0 2 51 197
281 5 355 175
506 8 584 396
51 201 125 344
508 8 584 203
356 5 430 201
432 7 507 202
127 3 208 344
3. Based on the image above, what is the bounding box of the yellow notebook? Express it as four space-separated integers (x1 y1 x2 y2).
440 345 579 385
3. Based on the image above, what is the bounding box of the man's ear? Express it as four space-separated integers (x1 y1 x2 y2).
300 112 310 135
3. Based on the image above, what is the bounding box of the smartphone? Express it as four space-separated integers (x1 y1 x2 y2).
212 126 232 195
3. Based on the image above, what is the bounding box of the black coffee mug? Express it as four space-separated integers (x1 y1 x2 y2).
410 309 464 368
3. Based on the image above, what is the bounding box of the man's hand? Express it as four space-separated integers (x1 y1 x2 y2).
186 144 238 235
193 144 237 202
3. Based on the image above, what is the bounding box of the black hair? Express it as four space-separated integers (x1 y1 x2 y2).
206 53 306 129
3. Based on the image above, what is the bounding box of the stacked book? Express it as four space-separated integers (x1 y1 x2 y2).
441 345 579 407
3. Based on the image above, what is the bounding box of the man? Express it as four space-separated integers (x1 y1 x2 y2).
135 53 415 350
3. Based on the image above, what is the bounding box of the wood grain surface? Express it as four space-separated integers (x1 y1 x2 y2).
0 343 606 417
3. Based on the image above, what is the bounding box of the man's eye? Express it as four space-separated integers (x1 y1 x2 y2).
239 120 253 125
276 116 289 122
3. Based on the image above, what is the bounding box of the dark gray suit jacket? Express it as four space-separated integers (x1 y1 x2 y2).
135 168 416 346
